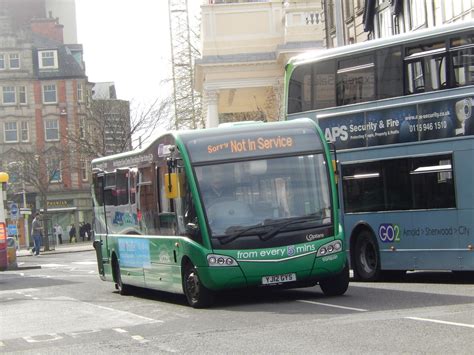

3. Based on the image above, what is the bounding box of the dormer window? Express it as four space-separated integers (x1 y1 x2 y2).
39 50 58 69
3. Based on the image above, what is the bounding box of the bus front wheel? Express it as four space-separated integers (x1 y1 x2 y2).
353 230 381 281
319 262 349 296
183 263 214 308
113 257 131 296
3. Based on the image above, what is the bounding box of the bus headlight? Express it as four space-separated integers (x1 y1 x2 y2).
317 240 342 257
207 254 238 267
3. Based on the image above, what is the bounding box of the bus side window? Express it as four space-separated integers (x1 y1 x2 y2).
376 46 403 100
336 54 375 106
116 169 129 206
405 41 447 94
92 172 106 235
138 166 158 234
92 172 104 207
158 167 177 235
103 173 116 206
176 171 200 241
450 34 474 87
313 60 336 109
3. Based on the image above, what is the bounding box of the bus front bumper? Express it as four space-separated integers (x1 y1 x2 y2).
199 251 346 291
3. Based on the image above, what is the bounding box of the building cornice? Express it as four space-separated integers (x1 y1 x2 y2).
203 77 280 91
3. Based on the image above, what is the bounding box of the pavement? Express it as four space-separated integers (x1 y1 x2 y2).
16 240 94 257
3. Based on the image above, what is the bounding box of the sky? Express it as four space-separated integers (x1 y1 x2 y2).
75 0 201 111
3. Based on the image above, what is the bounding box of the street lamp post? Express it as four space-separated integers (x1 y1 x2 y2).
19 182 29 249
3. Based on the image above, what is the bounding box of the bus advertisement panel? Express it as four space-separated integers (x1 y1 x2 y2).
321 94 474 149
92 119 348 307
285 21 474 281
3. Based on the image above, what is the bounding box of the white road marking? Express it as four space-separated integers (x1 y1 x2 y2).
23 334 63 343
297 300 368 312
406 317 474 329
81 301 163 323
0 288 39 296
113 328 128 333
40 264 66 268
72 261 97 265
66 329 102 338
131 335 149 343
2 296 164 339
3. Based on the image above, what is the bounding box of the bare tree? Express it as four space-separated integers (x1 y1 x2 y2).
68 90 173 159
6 146 68 251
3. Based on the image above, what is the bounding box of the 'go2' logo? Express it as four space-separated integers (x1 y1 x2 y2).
378 224 401 243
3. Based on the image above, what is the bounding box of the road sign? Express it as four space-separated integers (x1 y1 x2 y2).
20 208 31 215
10 203 18 220
7 224 17 236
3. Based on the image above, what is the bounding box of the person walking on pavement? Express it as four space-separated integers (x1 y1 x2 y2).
54 223 63 245
69 223 77 243
31 212 42 256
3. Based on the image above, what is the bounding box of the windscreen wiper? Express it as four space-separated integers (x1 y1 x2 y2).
217 212 323 245
217 223 269 245
259 213 322 241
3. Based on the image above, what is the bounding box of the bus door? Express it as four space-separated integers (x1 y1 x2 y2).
141 163 182 293
92 171 107 277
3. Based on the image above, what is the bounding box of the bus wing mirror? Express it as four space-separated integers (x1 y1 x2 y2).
185 223 199 238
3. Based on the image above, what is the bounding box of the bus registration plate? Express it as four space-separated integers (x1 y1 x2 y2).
262 273 296 285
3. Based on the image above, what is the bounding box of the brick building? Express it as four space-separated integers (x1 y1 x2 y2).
0 9 92 246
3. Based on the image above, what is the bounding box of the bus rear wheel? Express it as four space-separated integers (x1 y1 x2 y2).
183 263 214 308
319 262 349 296
113 257 131 296
353 230 381 281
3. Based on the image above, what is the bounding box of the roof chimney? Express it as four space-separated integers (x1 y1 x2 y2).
31 17 64 44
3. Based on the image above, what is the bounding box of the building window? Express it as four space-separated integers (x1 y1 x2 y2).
378 7 392 38
20 121 29 142
410 0 427 30
46 158 62 182
18 86 27 104
0 54 4 70
79 116 86 139
45 119 59 141
347 24 355 44
2 86 16 104
344 0 354 19
9 53 20 69
4 122 18 142
326 0 336 30
81 160 88 181
444 0 472 22
43 84 57 103
39 50 58 69
77 83 83 102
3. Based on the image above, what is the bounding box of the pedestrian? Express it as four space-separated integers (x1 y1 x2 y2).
85 222 92 241
31 212 42 256
69 223 77 243
54 223 63 245
79 222 86 242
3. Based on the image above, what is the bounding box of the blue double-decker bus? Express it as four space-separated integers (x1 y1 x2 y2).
285 21 474 280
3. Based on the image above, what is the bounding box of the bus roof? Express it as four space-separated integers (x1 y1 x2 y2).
91 118 321 167
288 20 474 67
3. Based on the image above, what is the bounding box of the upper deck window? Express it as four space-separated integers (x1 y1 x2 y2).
336 55 375 106
405 41 447 94
450 33 474 87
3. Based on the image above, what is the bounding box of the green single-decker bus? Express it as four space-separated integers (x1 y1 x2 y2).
91 119 348 307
